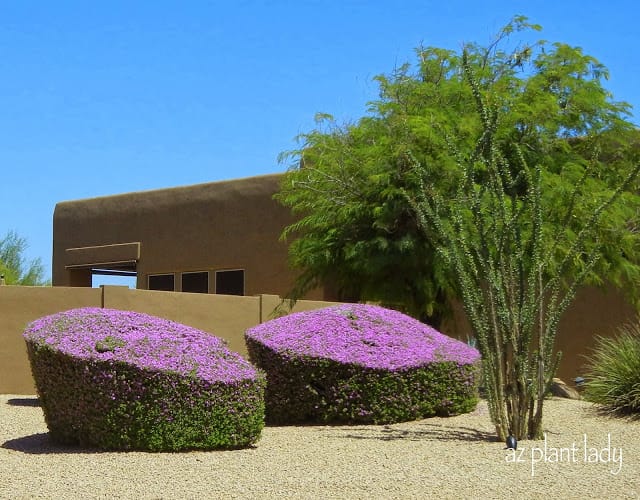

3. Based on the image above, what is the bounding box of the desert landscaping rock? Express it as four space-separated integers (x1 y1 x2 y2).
550 377 582 400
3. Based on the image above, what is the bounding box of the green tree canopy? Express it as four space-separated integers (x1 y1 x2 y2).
276 16 640 326
0 230 50 286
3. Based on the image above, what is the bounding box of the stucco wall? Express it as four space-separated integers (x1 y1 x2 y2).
555 285 637 382
0 286 338 394
2 284 635 395
440 284 637 383
102 286 261 357
0 286 102 394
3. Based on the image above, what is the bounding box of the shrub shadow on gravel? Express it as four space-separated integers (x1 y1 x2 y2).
2 433 107 455
6 397 41 407
581 403 640 422
2 433 261 455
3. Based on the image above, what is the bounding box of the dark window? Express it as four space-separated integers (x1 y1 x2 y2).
148 274 175 291
215 270 244 296
182 271 209 293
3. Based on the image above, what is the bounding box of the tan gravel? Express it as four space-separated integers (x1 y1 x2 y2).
1 394 638 499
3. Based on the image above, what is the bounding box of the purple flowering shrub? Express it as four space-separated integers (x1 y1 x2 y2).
23 308 265 451
245 304 480 424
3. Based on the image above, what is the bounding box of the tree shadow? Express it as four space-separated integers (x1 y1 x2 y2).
6 397 41 407
322 422 498 443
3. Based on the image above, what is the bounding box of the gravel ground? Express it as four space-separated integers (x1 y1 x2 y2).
0 394 638 499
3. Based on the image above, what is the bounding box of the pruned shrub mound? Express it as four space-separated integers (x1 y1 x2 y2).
23 307 265 451
245 304 480 425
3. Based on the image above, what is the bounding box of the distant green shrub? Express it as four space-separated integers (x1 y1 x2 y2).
583 323 640 415
24 308 266 451
246 304 480 425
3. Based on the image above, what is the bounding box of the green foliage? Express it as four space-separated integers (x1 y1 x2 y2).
404 19 640 440
583 323 640 415
26 343 266 451
246 337 479 425
276 15 640 326
276 113 451 323
0 230 50 286
24 315 266 451
94 335 126 353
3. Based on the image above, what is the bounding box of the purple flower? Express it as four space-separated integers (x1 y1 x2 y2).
24 307 259 384
246 304 480 370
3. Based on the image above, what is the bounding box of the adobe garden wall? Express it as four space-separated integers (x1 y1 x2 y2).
1 283 635 394
0 285 337 394
0 286 102 394
440 283 637 384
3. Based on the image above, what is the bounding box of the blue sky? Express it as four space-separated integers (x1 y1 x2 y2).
1 1 638 285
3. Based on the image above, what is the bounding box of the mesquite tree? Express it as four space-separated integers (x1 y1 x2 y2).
277 17 640 331
406 50 640 440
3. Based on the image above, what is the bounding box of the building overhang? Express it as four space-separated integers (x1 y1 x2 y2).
64 242 140 272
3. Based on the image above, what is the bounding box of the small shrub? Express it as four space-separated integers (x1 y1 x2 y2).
583 322 640 415
23 307 266 451
245 304 480 425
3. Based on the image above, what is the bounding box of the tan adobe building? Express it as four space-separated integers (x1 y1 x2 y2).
50 172 638 384
52 173 327 300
